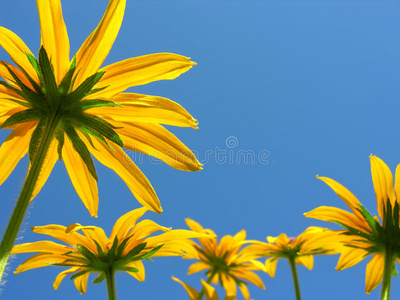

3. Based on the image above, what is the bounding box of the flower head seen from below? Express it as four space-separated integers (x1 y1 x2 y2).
11 207 213 295
305 155 400 296
244 227 340 278
0 0 201 217
174 219 265 300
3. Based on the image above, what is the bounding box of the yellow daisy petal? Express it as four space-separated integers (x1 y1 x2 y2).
88 139 162 213
125 260 145 282
0 27 38 82
36 0 69 83
14 253 67 274
74 0 126 87
91 93 198 128
172 276 199 300
11 241 69 255
94 53 196 98
365 254 384 294
109 207 148 241
231 269 265 289
53 267 80 290
63 138 99 217
0 122 35 186
336 247 368 271
188 261 210 275
201 279 220 300
0 60 35 89
295 255 314 270
395 164 400 201
73 272 90 294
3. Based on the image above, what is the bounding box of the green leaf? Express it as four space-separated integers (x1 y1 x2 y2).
93 273 106 284
0 108 42 129
77 99 121 111
29 117 47 163
70 269 91 280
64 71 106 106
38 47 58 108
64 124 98 181
58 57 76 95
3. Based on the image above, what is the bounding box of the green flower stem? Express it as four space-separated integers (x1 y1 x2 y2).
381 246 395 300
288 256 301 300
0 114 60 283
105 266 117 300
196 271 216 300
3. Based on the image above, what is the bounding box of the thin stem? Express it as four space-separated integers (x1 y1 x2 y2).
196 271 216 300
105 266 117 300
381 246 395 300
288 256 301 300
0 115 60 283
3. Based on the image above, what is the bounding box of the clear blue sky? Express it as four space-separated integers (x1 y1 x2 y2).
1 0 400 299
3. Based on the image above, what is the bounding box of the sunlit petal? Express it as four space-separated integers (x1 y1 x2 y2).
365 254 384 294
172 276 199 300
14 253 67 274
295 255 314 270
125 260 145 282
53 267 80 290
109 207 148 241
336 247 368 271
11 241 69 255
73 271 90 294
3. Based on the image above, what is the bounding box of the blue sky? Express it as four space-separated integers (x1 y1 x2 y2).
1 0 400 299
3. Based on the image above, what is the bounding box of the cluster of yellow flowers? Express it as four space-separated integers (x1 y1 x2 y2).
0 0 398 300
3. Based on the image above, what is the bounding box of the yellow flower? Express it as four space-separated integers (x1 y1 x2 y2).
11 207 211 294
176 219 265 300
0 0 200 217
244 227 340 278
305 155 400 294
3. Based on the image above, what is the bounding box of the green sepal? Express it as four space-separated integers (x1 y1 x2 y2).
115 235 134 257
64 112 123 148
58 57 76 95
123 242 147 260
29 117 47 163
11 58 42 95
0 80 27 99
92 239 106 260
77 244 98 263
334 220 376 242
51 259 87 267
38 47 58 108
119 267 139 273
136 244 163 260
107 237 120 261
80 130 99 151
1 62 47 111
86 86 108 96
93 273 106 284
3 98 32 109
55 129 64 161
70 269 91 280
64 124 98 181
357 204 382 236
63 71 106 107
77 99 121 111
27 53 46 90
0 108 42 129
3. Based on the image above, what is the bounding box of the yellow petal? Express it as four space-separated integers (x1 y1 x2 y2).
231 269 265 289
172 276 199 300
264 257 278 277
109 207 148 241
0 107 26 127
145 229 213 247
188 261 210 275
63 138 99 217
53 267 80 290
317 175 364 220
0 60 35 90
36 0 69 83
74 0 126 87
267 233 290 246
0 122 35 186
14 253 67 274
90 93 198 128
94 53 196 98
221 274 237 298
74 271 90 294
0 27 38 82
88 139 162 213
365 254 384 294
32 225 95 252
395 164 400 202
295 255 314 270
112 121 202 171
201 279 219 300
65 223 109 254
304 206 371 233
336 247 368 271
11 241 70 255
370 155 396 219
125 260 145 282
30 138 58 201
150 240 199 259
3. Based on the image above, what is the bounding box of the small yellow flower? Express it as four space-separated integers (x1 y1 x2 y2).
11 207 212 294
175 219 265 300
0 0 200 217
305 155 400 294
244 227 340 278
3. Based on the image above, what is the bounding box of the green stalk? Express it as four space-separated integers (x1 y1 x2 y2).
105 266 117 300
196 271 216 300
381 246 395 300
0 114 60 283
288 256 301 300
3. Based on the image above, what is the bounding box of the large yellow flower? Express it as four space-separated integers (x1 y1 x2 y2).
244 227 340 278
0 0 200 217
11 207 212 294
305 155 400 294
174 219 265 300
